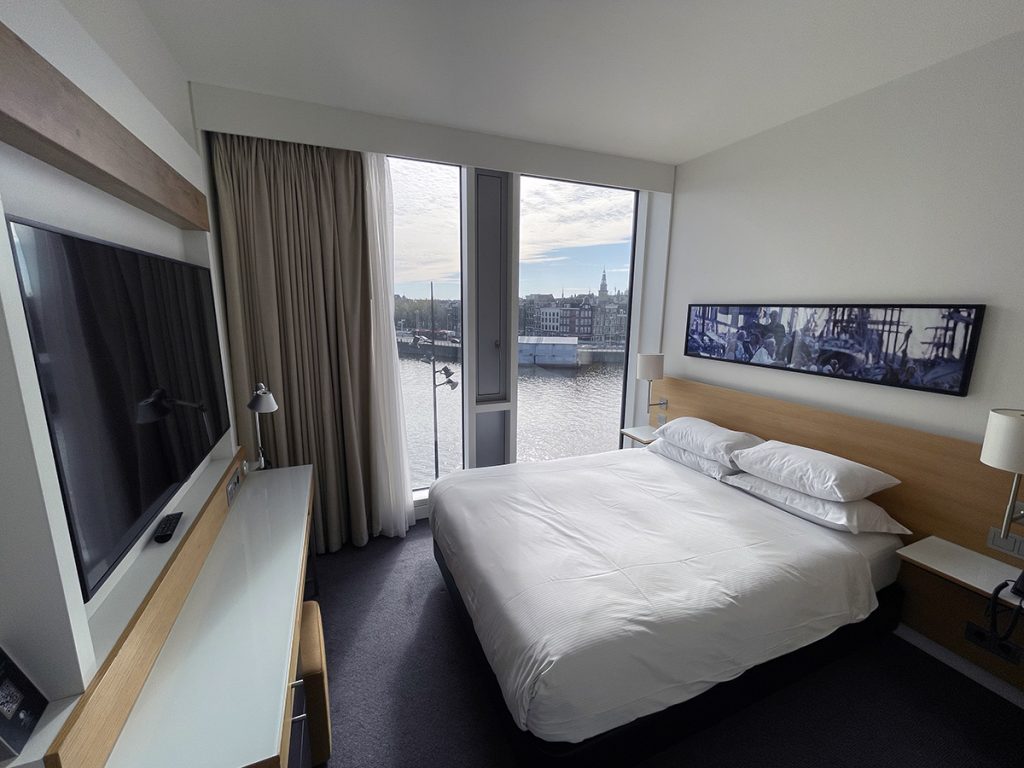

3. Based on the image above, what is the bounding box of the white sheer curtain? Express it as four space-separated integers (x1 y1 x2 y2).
364 153 416 537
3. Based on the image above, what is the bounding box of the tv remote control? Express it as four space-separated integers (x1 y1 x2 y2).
153 512 183 543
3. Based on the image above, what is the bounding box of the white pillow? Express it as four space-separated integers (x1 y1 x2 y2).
730 440 900 502
723 473 911 535
647 438 740 480
653 417 763 466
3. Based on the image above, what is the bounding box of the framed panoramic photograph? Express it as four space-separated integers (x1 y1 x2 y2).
684 304 986 397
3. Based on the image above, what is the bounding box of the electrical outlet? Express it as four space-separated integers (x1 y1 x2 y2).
656 413 667 426
987 527 1024 561
965 621 1022 664
225 466 243 505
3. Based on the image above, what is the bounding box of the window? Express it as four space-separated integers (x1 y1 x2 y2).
390 158 463 489
516 176 638 462
390 161 640 478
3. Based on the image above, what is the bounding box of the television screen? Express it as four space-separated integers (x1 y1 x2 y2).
7 218 230 601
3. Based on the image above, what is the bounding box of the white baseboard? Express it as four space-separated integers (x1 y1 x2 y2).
413 488 431 521
894 624 1024 708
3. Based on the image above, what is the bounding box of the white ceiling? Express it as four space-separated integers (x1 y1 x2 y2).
135 0 1024 165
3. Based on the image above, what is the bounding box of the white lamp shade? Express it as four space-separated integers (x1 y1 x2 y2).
637 353 664 382
980 408 1024 474
247 384 279 414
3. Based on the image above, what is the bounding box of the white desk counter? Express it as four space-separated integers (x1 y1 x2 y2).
105 465 312 768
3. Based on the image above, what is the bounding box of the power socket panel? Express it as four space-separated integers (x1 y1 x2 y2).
225 465 243 506
965 621 1022 665
987 527 1024 562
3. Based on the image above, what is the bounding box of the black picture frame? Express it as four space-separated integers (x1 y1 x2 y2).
684 304 985 397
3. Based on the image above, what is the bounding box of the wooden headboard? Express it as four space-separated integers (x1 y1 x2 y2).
650 377 1014 565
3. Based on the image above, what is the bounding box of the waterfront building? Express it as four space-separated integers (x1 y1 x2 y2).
517 273 629 348
517 336 579 367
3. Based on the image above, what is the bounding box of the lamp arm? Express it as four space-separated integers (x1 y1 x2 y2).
1000 472 1024 539
253 410 266 470
168 397 203 410
644 380 668 412
169 398 215 445
200 410 214 446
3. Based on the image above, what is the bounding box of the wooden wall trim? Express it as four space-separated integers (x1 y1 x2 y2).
651 377 1015 565
0 22 209 231
44 450 244 768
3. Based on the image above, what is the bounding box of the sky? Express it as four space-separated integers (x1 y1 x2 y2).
390 158 636 299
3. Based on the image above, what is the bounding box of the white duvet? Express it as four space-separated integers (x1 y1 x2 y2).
429 449 882 743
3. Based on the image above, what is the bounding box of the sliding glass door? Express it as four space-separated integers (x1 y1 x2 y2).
390 158 463 489
516 176 638 462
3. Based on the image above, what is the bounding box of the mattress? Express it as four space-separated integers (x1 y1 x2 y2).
429 448 901 743
814 525 902 591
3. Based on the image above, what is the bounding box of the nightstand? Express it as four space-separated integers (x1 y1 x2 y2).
620 425 657 446
897 536 1024 687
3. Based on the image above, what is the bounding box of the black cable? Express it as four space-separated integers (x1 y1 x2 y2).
987 580 1023 642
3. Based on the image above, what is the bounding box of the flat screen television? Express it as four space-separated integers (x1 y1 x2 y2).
7 217 230 602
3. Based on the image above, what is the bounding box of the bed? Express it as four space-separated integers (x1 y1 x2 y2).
428 375 1009 764
429 447 903 745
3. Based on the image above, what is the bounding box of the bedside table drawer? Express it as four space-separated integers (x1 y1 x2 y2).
899 562 1024 688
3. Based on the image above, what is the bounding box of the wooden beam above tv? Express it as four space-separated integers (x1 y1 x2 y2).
0 22 209 231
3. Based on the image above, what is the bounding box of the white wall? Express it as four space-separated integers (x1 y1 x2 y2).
60 0 196 149
663 32 1024 441
0 0 228 700
190 83 676 194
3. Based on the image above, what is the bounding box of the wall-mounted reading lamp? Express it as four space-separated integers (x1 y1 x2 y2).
980 408 1024 539
637 353 667 414
137 387 214 445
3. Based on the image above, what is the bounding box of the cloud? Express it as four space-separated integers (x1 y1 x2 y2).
519 176 635 263
390 158 461 286
523 255 570 264
389 159 636 288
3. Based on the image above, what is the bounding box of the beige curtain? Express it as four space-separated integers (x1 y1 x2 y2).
212 133 376 551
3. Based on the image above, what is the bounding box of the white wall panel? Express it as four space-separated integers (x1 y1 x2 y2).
662 33 1024 441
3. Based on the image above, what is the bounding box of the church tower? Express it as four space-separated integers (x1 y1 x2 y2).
598 268 608 299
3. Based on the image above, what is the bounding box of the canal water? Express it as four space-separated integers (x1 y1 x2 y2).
398 357 626 489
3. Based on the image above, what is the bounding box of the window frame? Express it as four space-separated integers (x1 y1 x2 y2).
389 157 647 485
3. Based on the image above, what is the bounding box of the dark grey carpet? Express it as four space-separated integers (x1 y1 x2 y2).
316 523 1023 768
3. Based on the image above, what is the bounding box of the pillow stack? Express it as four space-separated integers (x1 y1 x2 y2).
645 418 909 536
647 417 763 480
724 441 909 535
647 439 738 480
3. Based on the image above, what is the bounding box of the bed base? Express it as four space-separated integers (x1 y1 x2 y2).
434 540 902 768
